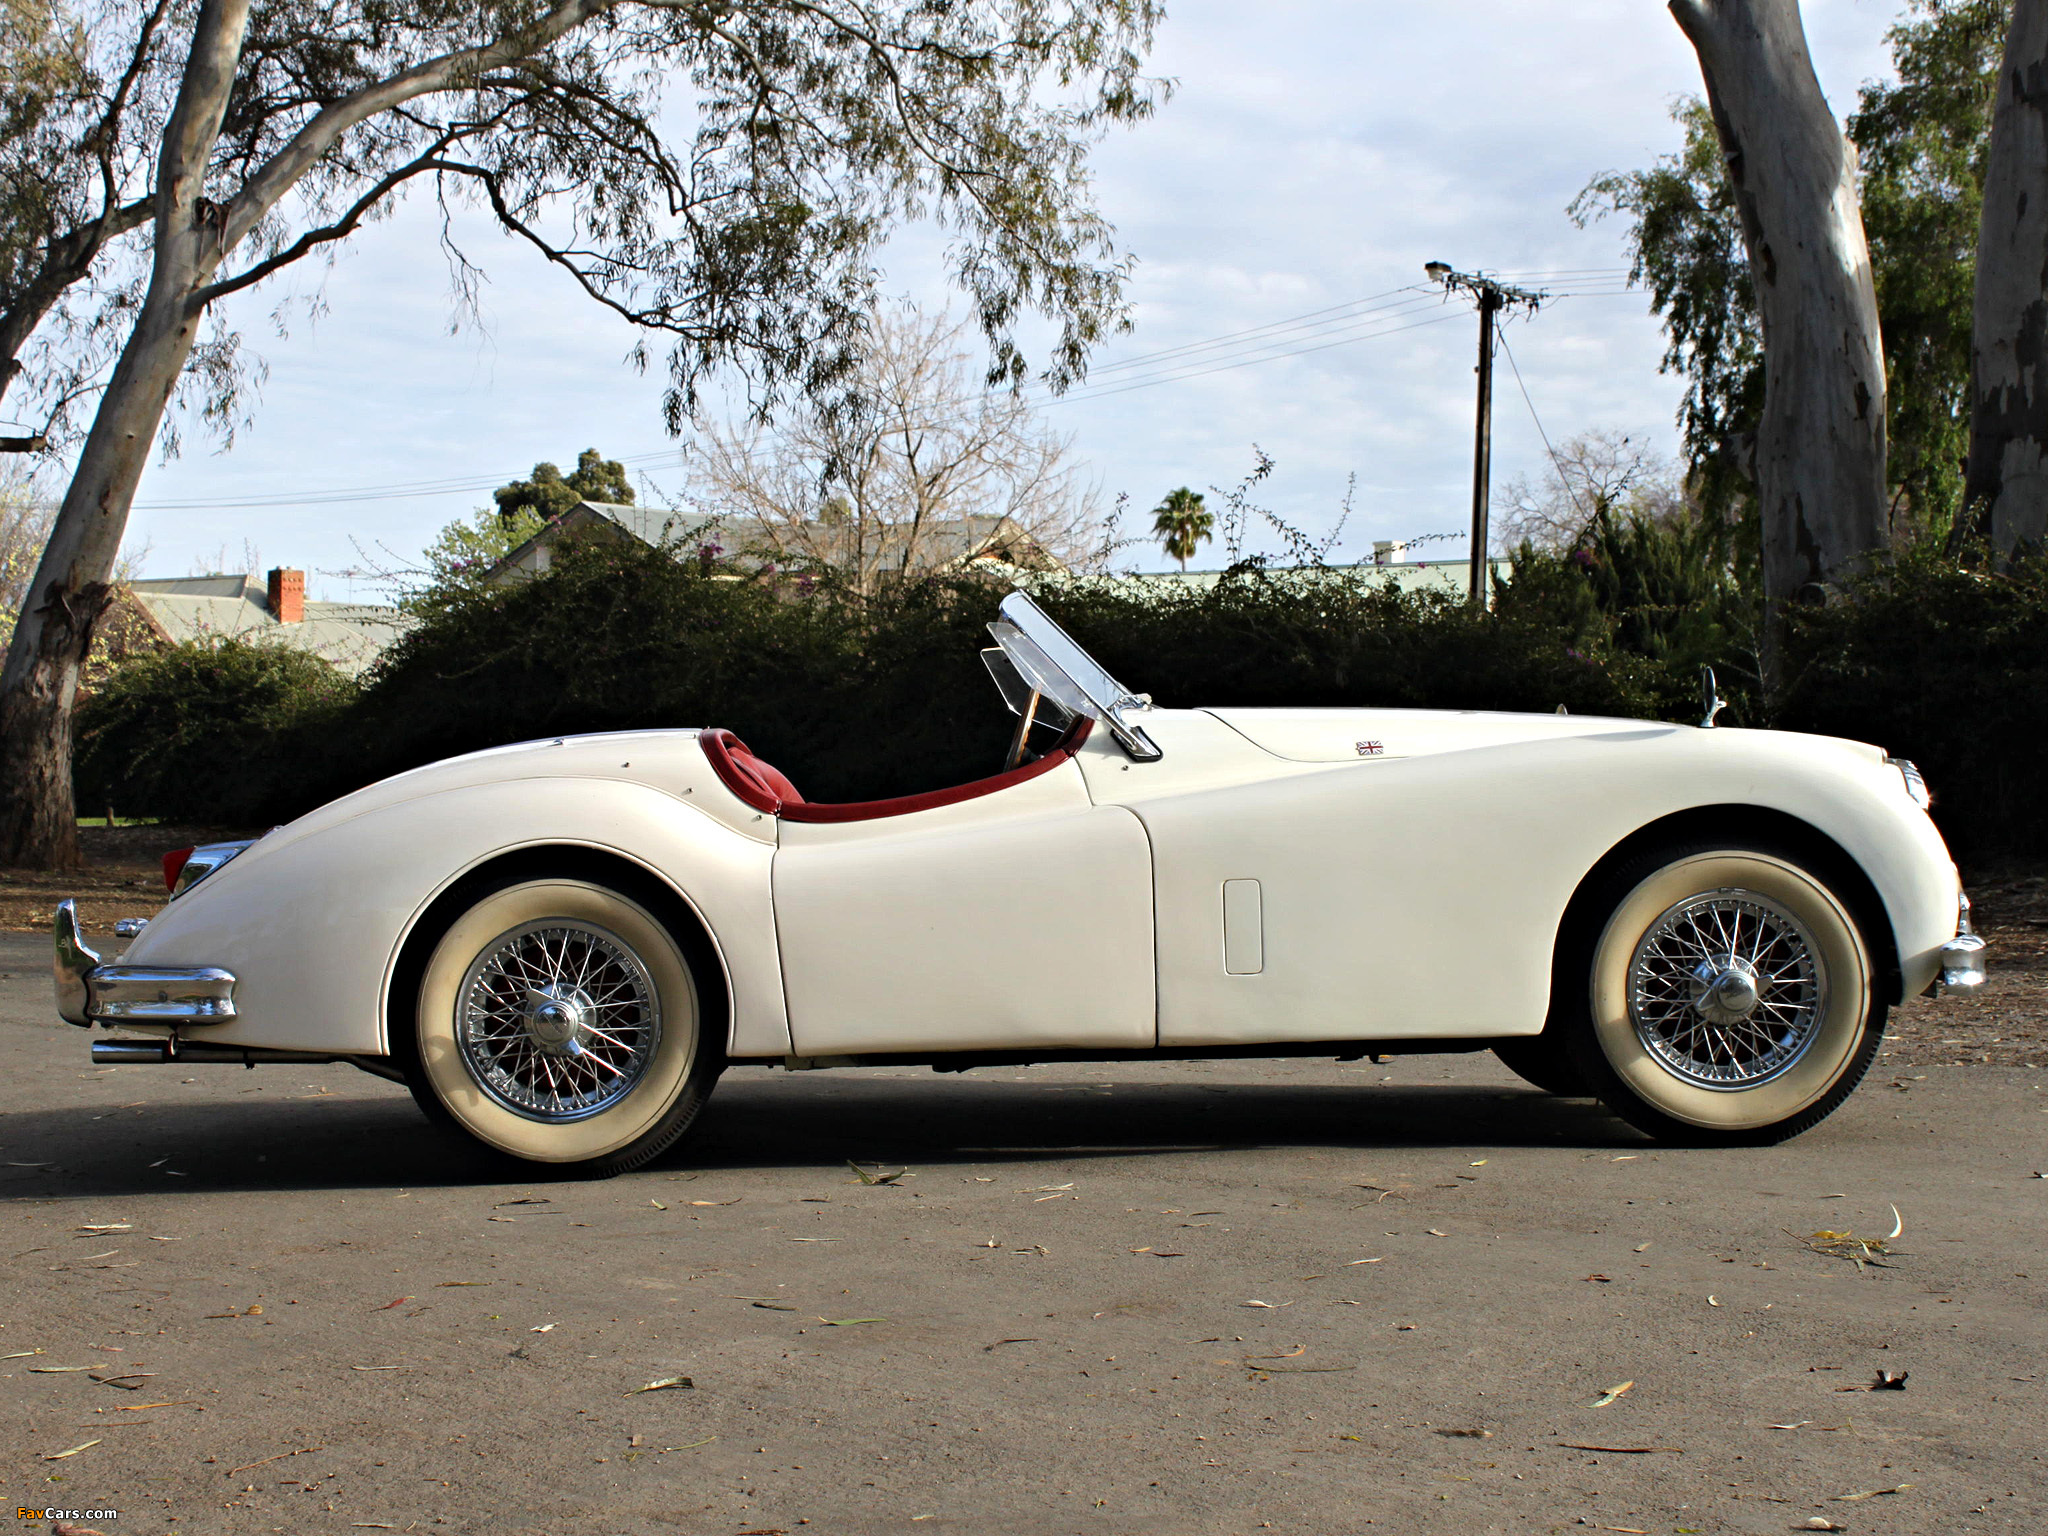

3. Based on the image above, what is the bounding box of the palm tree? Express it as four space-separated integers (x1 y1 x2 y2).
1151 487 1213 572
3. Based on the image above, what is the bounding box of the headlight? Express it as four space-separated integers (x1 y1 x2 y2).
1886 757 1932 811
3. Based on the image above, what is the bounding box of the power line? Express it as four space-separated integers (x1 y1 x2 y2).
1495 327 1592 531
129 266 1636 513
1076 283 1432 377
1041 302 1461 404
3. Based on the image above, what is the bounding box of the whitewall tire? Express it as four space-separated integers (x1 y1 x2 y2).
404 873 723 1173
1565 843 1885 1144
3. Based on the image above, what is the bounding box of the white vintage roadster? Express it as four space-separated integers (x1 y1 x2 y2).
54 592 1986 1172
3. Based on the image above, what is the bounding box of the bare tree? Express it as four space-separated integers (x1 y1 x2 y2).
1966 0 2048 554
687 308 1103 594
1669 0 1889 630
1493 430 1689 552
0 0 1165 866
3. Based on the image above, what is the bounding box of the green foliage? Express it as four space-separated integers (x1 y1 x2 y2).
1496 505 1760 722
1036 567 1664 720
72 638 359 824
1150 487 1212 570
1780 545 2048 857
350 541 1012 805
1849 0 2008 538
80 532 2046 856
1 0 1170 455
1574 0 2009 536
1572 100 1761 519
493 448 635 525
410 505 548 613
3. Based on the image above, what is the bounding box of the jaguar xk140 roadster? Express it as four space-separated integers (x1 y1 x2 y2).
53 591 1986 1172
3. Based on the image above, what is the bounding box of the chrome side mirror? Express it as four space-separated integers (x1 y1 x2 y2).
1699 666 1726 729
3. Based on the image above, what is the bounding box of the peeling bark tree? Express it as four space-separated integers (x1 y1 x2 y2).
0 0 1163 868
1669 0 1889 625
1966 0 2048 554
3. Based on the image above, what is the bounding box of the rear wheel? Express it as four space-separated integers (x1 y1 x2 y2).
1563 843 1885 1145
402 873 723 1175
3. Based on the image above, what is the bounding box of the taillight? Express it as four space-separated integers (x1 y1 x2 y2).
163 846 195 891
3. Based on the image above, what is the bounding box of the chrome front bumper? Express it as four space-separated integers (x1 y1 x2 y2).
1935 892 1987 994
54 900 237 1027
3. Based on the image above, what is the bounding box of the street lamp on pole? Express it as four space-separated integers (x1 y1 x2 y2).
1425 262 1545 607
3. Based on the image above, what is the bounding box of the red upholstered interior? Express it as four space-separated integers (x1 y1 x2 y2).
700 719 1092 823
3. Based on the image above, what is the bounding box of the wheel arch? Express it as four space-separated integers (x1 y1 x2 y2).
383 842 735 1062
1554 804 1904 1008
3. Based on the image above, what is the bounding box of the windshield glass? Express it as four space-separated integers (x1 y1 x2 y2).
988 592 1161 761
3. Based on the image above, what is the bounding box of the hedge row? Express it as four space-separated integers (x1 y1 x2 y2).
73 534 2048 857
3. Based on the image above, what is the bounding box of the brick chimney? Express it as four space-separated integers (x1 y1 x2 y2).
266 567 305 623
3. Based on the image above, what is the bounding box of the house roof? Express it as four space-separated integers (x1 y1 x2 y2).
124 574 411 678
488 500 1065 581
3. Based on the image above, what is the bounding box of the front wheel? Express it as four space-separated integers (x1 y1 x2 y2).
402 873 724 1175
1563 843 1885 1145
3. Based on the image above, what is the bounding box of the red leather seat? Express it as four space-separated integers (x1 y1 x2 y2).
699 720 1091 823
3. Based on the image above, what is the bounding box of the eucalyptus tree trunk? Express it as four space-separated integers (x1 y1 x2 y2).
1966 0 2048 555
1669 0 1889 633
0 0 251 868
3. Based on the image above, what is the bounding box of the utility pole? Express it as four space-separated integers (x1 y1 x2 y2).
1425 262 1545 607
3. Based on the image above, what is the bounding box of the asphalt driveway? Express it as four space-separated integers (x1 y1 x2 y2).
2 931 2043 1536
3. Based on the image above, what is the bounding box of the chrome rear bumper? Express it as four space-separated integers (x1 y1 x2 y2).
54 900 237 1027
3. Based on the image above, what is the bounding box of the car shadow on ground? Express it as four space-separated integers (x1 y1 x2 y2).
0 1072 1643 1199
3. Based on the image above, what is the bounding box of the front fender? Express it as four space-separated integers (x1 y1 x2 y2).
116 777 785 1057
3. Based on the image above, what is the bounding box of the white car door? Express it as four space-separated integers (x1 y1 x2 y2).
771 759 1156 1056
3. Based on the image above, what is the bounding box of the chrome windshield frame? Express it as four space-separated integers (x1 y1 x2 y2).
990 591 1162 762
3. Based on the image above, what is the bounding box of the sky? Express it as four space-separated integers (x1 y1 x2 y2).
98 0 1905 598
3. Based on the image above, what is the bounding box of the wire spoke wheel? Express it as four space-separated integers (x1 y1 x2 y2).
1574 845 1883 1143
408 874 722 1171
457 921 660 1121
1628 891 1823 1089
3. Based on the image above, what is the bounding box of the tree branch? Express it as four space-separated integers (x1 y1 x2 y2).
193 131 470 304
216 0 645 254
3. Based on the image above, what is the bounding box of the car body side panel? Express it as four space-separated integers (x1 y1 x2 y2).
773 761 1156 1054
1080 710 1958 1045
113 776 788 1058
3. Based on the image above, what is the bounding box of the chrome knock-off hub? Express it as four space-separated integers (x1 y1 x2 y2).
455 920 661 1122
1627 890 1825 1089
1690 955 1761 1027
523 984 593 1055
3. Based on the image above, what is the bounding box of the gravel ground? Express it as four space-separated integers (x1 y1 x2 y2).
2 925 2044 1536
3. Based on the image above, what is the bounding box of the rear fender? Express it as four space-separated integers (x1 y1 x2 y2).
115 777 784 1057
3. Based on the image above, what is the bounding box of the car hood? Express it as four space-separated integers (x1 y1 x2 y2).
1204 706 1683 762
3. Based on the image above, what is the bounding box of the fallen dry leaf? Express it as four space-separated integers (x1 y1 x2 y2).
1833 1483 1914 1502
374 1297 409 1311
42 1439 101 1461
1591 1380 1635 1408
225 1445 320 1475
625 1376 693 1394
1556 1442 1682 1454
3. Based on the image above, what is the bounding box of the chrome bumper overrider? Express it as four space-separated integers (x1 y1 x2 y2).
1936 892 1987 994
54 899 237 1027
